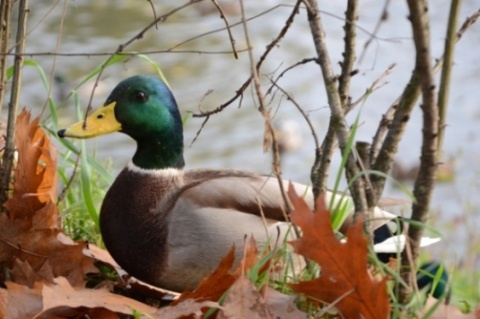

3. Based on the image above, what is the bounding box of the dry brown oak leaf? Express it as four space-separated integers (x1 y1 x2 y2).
0 110 96 287
288 184 391 319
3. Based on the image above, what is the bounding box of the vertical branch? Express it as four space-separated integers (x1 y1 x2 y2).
0 0 29 205
338 0 358 108
399 0 439 303
370 72 422 200
310 126 335 198
437 0 462 160
340 0 380 218
304 0 367 215
313 0 359 200
0 0 12 115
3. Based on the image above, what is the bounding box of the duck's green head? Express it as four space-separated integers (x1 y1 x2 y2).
58 75 185 169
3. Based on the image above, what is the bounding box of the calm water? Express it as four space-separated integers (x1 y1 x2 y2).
12 0 480 267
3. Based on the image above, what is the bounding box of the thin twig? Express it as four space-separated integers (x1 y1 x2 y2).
57 153 81 205
269 80 319 151
0 237 49 259
189 115 209 147
239 0 291 219
266 58 318 96
358 0 391 64
147 0 158 30
348 63 396 114
193 0 303 118
193 77 251 117
0 4 402 59
0 49 249 57
211 0 238 59
168 4 296 52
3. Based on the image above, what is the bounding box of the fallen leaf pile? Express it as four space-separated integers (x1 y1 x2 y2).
0 111 96 317
0 111 475 318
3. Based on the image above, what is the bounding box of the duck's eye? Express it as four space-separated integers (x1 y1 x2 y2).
133 91 148 103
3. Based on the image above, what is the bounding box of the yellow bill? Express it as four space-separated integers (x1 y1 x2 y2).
58 102 121 139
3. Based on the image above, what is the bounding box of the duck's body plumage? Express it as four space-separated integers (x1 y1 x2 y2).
59 75 396 292
100 162 313 291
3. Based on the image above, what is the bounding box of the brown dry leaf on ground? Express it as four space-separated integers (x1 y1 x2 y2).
154 300 220 319
34 276 156 318
217 276 272 319
0 111 98 318
260 285 308 319
1 275 218 319
176 237 258 304
288 184 390 319
84 243 179 301
218 276 307 319
0 281 43 319
0 111 96 285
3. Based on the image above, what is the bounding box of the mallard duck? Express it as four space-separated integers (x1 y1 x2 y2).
58 75 397 292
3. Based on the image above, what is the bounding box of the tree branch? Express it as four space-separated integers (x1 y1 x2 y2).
370 10 480 198
0 0 29 205
0 0 12 116
399 0 439 303
303 0 368 215
437 0 462 161
193 0 302 118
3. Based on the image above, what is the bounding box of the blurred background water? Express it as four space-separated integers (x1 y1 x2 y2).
7 0 480 269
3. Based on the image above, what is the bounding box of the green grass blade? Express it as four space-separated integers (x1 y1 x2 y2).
136 53 170 88
72 92 100 228
73 54 127 91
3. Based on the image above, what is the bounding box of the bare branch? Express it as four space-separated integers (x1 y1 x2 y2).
399 0 439 303
269 80 320 151
0 0 29 205
168 4 294 51
146 0 158 30
193 0 303 118
303 0 368 215
370 11 480 196
211 0 238 59
266 58 318 96
239 0 290 218
348 63 396 114
358 0 392 64
437 0 462 161
338 0 359 108
0 49 249 57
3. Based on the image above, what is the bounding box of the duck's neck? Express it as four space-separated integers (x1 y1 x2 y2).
132 136 185 170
